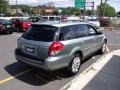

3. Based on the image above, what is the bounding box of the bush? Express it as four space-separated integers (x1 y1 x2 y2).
99 18 110 27
110 19 120 27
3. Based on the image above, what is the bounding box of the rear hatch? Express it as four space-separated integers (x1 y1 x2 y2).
20 25 58 61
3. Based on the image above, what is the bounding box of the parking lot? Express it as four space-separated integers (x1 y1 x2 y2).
0 28 120 90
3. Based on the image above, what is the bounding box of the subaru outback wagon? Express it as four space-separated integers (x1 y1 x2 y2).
15 21 107 75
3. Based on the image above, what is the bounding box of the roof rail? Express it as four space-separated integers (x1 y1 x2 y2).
59 19 83 24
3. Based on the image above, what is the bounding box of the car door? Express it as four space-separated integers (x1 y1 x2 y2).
78 24 96 56
87 25 103 52
67 24 96 57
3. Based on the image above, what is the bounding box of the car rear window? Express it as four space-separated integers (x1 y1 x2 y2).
22 25 58 42
42 17 48 20
49 17 60 20
0 19 11 24
88 19 98 21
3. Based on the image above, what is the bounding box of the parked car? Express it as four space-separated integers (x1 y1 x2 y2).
14 18 32 32
41 16 61 21
15 21 107 75
87 19 100 29
28 16 43 22
0 19 14 34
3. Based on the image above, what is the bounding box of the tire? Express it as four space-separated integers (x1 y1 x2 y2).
16 27 20 32
16 27 21 32
6 30 11 34
98 42 107 54
67 54 81 75
10 31 13 34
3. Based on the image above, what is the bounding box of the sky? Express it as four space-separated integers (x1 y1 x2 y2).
9 0 120 12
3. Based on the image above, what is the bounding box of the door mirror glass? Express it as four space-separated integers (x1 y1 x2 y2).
97 30 102 35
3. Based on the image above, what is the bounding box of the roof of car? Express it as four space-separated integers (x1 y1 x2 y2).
41 16 61 17
32 20 88 27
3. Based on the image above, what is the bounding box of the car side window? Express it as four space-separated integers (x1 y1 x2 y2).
88 25 97 35
59 26 75 40
59 24 89 41
77 24 89 37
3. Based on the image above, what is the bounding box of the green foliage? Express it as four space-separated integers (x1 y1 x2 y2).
100 3 116 17
0 0 9 12
60 7 80 15
10 5 81 16
86 10 95 16
11 5 31 13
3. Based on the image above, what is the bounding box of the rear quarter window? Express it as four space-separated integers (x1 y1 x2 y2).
22 25 58 42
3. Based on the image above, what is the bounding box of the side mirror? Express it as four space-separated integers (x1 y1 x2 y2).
97 30 102 35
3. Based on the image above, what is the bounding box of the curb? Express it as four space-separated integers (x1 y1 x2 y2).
60 50 120 90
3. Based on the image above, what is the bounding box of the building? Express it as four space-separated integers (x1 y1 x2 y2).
11 8 22 15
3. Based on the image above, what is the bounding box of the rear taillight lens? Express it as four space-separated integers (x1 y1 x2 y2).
27 23 31 26
48 41 64 56
22 23 26 28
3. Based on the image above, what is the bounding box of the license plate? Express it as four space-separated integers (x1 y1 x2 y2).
26 47 34 53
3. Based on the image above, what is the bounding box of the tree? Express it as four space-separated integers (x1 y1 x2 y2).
60 7 80 15
0 0 9 13
11 5 31 13
100 3 116 17
20 5 31 13
86 10 95 16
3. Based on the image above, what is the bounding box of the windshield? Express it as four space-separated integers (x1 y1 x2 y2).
22 25 58 42
0 19 12 25
41 17 48 20
88 19 98 21
49 17 60 20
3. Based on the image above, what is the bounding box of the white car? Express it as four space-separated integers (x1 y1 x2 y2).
41 16 61 20
88 19 100 29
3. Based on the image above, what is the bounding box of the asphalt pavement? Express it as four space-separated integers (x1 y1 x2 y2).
0 29 120 90
61 50 120 90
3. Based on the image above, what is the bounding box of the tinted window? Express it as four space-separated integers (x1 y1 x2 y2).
42 17 48 20
87 25 97 35
49 17 55 20
49 17 60 20
77 24 89 37
59 24 89 40
28 17 40 22
59 26 72 40
0 19 12 24
22 25 58 42
88 19 98 21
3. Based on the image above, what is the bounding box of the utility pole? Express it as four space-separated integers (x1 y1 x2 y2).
84 1 94 18
7 0 9 4
99 0 103 17
83 0 86 21
103 0 108 17
16 0 18 16
92 2 94 16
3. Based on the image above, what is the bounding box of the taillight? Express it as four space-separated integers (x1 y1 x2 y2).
48 41 64 56
27 23 31 26
22 23 26 27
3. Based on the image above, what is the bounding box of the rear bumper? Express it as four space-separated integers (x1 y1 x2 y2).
22 27 29 31
0 27 13 33
21 25 31 31
15 49 69 71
